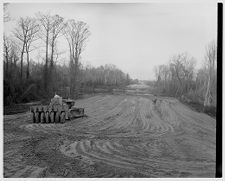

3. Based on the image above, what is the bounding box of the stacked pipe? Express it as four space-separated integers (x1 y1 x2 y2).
30 106 66 124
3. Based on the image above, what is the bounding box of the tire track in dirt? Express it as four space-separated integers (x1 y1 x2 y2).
60 95 215 177
98 97 136 131
82 98 129 131
4 139 46 178
4 94 216 177
60 139 155 176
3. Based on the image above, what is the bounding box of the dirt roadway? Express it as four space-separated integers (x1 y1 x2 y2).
4 94 216 178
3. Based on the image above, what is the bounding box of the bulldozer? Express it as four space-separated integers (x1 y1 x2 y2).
30 94 85 123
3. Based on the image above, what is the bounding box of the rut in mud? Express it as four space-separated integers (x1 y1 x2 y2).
4 94 216 177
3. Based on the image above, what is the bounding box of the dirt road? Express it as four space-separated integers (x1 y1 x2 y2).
4 93 216 177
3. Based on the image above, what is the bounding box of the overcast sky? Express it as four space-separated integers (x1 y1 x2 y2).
4 3 217 80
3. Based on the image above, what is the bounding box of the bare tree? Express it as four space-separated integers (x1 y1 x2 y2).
153 53 196 96
81 64 130 89
64 20 90 97
169 54 185 95
153 65 161 85
49 15 64 69
169 53 195 96
36 13 64 91
4 35 21 84
160 65 170 90
48 15 64 92
10 43 20 78
36 12 53 90
14 17 39 80
25 20 39 79
204 41 217 107
3 35 12 77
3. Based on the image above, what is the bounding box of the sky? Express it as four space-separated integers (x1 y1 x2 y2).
4 2 217 80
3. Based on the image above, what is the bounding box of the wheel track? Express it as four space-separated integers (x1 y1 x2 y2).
5 94 216 177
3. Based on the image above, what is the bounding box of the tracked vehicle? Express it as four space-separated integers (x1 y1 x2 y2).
30 94 85 123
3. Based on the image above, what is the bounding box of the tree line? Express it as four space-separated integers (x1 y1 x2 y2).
153 41 217 110
4 6 132 105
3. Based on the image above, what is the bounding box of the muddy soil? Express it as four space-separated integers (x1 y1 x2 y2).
4 93 216 177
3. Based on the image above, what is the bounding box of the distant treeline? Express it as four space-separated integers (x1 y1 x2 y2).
3 6 133 105
151 41 217 114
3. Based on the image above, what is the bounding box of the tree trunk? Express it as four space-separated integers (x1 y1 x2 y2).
20 44 25 80
5 48 9 78
69 55 80 98
49 39 55 93
74 56 79 98
70 60 75 98
26 50 30 79
50 43 54 68
10 53 13 74
44 31 49 91
204 73 212 107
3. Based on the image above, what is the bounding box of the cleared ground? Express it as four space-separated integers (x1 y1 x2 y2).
4 90 216 177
